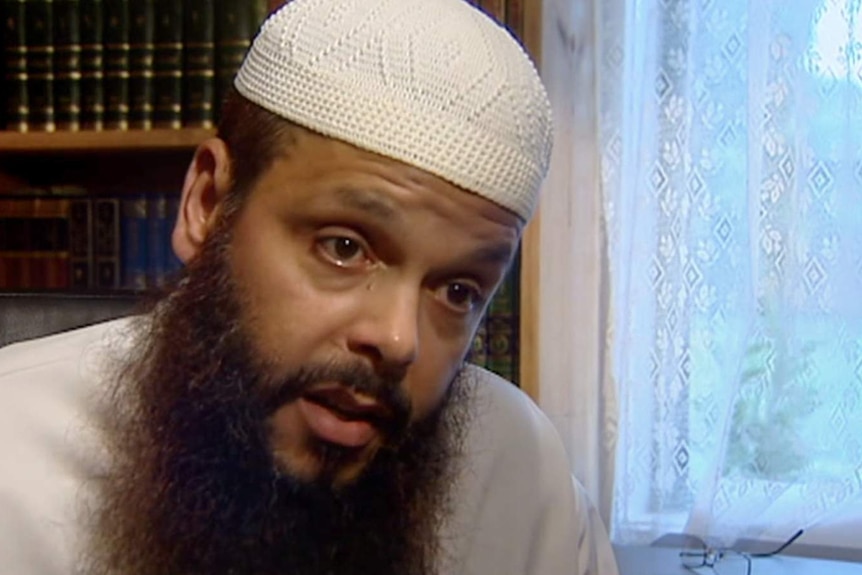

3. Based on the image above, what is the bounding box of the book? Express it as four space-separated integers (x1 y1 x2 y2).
121 195 148 290
53 0 81 131
485 253 520 384
146 192 171 288
128 0 155 129
250 0 268 34
69 195 93 288
2 0 29 132
31 195 72 288
0 195 36 288
467 318 489 368
0 190 189 292
0 194 73 289
93 197 120 289
153 0 183 129
25 0 56 132
214 0 251 118
182 0 215 128
486 315 516 383
103 0 129 130
79 0 104 130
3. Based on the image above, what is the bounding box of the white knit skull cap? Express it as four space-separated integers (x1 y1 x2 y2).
234 0 552 220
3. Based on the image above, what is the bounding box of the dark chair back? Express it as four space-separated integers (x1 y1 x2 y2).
0 292 140 347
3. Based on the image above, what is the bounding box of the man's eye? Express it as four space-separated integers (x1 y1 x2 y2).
441 281 483 314
318 236 366 267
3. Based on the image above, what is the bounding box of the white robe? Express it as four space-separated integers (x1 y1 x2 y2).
0 318 618 575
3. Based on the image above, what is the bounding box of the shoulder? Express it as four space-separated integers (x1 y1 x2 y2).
459 363 569 471
0 315 134 468
0 318 132 381
0 318 133 575
0 317 134 427
442 365 580 574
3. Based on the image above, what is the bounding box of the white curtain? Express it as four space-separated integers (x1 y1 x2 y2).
540 0 862 550
539 0 618 527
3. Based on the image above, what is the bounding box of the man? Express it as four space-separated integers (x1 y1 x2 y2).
0 0 617 574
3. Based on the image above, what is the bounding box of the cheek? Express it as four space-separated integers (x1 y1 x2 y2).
226 222 322 361
226 222 363 368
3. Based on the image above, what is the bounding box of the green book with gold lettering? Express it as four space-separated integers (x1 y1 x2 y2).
53 0 81 131
182 0 214 128
153 0 183 129
485 252 520 385
128 0 154 129
250 0 268 33
467 318 489 370
26 0 55 131
103 0 129 129
79 0 103 130
1 0 28 131
214 0 250 120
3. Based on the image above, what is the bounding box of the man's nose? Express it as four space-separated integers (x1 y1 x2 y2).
346 282 420 371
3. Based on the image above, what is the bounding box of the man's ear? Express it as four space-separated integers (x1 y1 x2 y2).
172 138 233 263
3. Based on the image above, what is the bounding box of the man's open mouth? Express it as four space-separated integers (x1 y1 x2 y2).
302 387 393 427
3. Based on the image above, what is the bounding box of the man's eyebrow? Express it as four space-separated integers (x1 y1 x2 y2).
463 242 518 268
331 186 516 266
333 186 400 222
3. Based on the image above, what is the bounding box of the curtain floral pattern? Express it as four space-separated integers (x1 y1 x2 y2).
595 0 862 546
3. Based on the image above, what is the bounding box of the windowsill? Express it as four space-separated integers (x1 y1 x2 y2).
651 533 862 564
614 493 862 554
613 544 862 575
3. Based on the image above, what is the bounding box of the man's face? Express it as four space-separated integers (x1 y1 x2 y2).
211 128 523 485
89 128 524 575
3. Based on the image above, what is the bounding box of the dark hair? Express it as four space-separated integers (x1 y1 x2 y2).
216 87 301 206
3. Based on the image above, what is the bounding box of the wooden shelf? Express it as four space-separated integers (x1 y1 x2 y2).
0 128 216 153
0 129 209 194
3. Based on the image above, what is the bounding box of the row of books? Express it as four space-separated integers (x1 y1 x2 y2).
0 0 268 133
466 255 520 384
0 189 182 291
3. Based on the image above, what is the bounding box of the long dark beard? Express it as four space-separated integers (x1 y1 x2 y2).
86 216 470 575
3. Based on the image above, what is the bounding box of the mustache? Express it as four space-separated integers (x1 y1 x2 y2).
258 361 412 436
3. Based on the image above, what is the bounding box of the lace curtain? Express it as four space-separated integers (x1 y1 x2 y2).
541 0 862 549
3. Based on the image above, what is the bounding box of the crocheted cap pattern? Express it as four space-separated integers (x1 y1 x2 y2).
235 0 552 220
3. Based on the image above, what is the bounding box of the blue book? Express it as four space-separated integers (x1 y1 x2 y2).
147 192 170 288
121 195 149 290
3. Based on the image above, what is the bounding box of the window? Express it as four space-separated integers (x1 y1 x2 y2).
602 0 862 546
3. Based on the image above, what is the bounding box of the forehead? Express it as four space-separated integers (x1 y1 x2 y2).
245 128 524 241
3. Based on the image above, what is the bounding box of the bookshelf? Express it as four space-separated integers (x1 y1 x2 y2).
0 129 207 194
0 129 214 153
0 0 265 300
0 0 542 397
0 129 208 294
